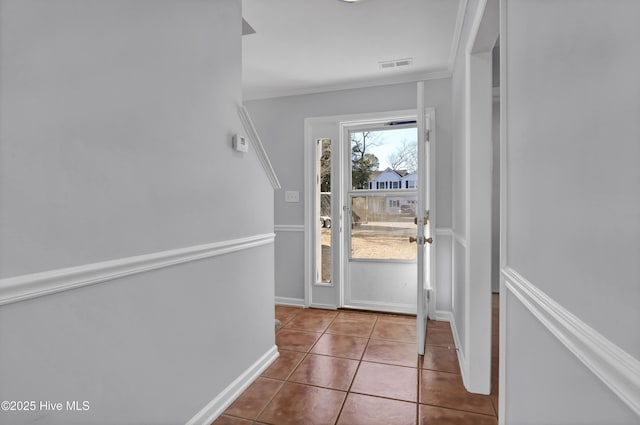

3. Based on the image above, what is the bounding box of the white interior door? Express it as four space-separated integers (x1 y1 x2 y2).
416 81 433 355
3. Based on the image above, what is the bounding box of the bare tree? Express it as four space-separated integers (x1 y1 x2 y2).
351 132 380 189
319 139 331 192
387 139 417 173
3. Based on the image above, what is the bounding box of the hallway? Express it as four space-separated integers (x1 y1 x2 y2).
214 304 499 425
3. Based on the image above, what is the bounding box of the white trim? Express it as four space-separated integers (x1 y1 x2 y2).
457 0 497 395
305 109 419 312
435 227 454 237
243 70 451 102
0 233 275 306
185 345 279 425
309 303 338 310
465 0 488 54
503 267 640 417
344 300 416 315
498 0 509 421
238 106 281 189
275 297 305 307
492 86 500 100
448 0 470 72
449 308 469 388
274 224 305 232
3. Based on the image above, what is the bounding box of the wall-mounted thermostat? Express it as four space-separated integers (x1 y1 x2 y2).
233 134 249 152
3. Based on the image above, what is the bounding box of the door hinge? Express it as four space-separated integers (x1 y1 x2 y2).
425 128 430 142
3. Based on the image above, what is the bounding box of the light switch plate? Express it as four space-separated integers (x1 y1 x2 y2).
285 191 299 203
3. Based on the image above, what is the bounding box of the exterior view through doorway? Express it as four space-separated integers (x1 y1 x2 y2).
342 122 420 314
304 91 435 355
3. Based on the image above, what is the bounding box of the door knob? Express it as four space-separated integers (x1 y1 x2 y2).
425 237 433 244
409 236 417 243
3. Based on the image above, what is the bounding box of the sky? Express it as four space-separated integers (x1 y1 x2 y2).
354 127 417 170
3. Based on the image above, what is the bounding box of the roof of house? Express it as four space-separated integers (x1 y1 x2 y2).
369 167 411 180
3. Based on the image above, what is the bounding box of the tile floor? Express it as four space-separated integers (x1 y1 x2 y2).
214 298 500 425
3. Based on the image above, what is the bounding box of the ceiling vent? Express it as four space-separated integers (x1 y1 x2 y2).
378 58 413 70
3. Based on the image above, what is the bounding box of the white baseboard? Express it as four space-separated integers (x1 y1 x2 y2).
503 267 640 416
275 296 305 306
185 345 279 425
448 311 469 389
344 300 416 315
309 303 337 310
434 310 452 322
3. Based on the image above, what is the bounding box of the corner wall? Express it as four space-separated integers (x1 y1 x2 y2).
0 1 276 424
449 0 481 377
500 0 640 423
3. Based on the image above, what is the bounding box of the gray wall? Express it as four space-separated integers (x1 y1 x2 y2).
245 80 454 311
502 0 639 423
0 1 275 423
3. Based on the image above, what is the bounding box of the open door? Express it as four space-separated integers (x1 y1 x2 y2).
416 81 434 355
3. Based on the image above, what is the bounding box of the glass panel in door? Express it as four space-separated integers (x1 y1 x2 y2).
344 126 419 314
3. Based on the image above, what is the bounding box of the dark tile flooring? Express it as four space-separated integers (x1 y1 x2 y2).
214 297 500 425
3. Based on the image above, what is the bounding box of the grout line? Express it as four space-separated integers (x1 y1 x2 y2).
347 390 418 405
332 312 380 425
248 378 286 423
419 402 498 418
260 307 308 423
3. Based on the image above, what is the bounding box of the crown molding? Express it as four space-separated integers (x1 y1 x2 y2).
243 69 451 101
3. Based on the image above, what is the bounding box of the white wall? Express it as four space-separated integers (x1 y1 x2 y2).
0 1 275 423
449 0 481 378
245 80 453 312
501 0 640 423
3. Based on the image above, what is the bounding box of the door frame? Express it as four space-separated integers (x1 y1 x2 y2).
303 107 436 317
461 0 499 395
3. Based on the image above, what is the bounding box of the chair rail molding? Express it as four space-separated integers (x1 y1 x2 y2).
274 224 305 232
503 266 640 416
0 233 275 306
435 227 454 237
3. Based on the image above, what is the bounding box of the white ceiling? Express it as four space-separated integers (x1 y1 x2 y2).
242 0 464 100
